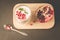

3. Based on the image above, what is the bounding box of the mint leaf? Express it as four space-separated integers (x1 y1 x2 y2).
19 8 24 11
19 8 28 14
25 11 28 14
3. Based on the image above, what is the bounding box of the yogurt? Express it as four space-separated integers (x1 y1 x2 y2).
15 6 31 23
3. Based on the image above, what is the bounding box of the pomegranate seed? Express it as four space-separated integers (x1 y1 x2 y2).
4 25 11 30
33 21 36 23
16 11 19 13
30 23 33 26
22 14 26 19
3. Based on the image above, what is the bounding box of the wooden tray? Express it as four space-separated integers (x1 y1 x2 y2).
13 3 55 29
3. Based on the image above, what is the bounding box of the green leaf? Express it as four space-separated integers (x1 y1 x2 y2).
25 11 28 14
19 8 24 11
19 8 28 14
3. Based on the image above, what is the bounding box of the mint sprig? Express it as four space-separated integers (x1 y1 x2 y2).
19 8 24 11
25 11 28 14
19 8 28 14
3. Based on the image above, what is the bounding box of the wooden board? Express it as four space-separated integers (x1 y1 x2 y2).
13 3 55 29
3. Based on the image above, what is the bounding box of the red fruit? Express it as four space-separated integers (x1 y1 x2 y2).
22 14 26 19
16 11 19 13
4 25 11 30
30 23 33 26
33 21 36 23
16 10 26 20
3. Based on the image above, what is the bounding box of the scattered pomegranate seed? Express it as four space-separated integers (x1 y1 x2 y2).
4 25 11 30
30 23 33 26
16 11 26 20
33 21 36 23
22 14 26 19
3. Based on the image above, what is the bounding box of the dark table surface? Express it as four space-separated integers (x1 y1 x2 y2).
0 0 60 40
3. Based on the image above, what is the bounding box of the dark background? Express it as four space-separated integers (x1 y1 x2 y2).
0 0 60 40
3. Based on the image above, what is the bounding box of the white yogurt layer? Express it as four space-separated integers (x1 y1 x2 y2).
15 6 31 23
